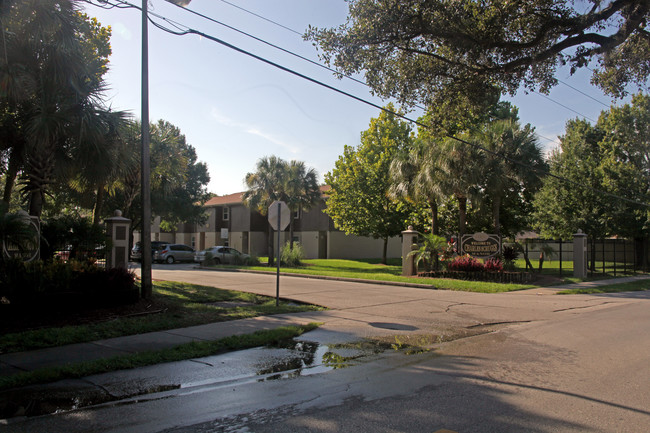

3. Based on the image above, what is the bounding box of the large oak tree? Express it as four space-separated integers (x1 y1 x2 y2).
307 0 650 128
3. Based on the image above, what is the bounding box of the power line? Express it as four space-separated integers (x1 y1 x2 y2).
216 0 303 36
532 90 598 123
557 79 610 108
84 0 650 208
169 1 570 148
164 0 372 90
165 1 616 146
536 133 561 147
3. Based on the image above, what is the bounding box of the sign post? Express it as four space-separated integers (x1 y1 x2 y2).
268 200 290 306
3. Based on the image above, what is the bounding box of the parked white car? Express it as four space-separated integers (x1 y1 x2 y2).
194 246 249 264
154 243 195 264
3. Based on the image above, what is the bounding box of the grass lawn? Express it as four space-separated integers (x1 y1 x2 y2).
0 281 324 354
221 258 546 293
558 279 650 294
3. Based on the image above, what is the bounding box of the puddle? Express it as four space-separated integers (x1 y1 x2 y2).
3 334 445 420
254 340 367 382
0 383 180 419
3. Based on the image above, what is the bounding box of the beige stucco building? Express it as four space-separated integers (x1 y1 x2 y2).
139 187 402 260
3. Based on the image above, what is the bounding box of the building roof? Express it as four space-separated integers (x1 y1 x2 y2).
204 185 331 207
204 192 244 206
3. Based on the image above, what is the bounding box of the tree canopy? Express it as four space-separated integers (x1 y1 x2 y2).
243 156 321 264
307 0 650 128
533 93 650 241
0 0 120 217
325 105 416 263
104 120 210 232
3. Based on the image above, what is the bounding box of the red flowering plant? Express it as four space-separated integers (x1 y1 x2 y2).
447 254 484 272
483 257 503 272
439 240 457 269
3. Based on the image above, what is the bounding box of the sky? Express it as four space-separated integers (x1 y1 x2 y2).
82 0 634 196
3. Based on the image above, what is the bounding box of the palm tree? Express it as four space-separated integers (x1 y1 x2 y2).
0 1 112 218
243 156 289 266
477 119 545 235
389 138 445 235
407 232 447 272
285 160 320 250
67 108 130 225
436 136 482 238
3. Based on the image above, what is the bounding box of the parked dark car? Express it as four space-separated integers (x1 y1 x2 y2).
154 243 195 264
130 241 167 262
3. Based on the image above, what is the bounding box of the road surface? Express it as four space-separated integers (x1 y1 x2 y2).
4 266 649 432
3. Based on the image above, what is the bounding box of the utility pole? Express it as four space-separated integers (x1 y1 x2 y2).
141 0 193 298
140 0 152 298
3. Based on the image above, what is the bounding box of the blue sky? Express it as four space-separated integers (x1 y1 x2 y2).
83 0 632 196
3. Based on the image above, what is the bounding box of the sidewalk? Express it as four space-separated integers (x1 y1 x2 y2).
0 312 324 379
1 274 649 380
515 274 650 295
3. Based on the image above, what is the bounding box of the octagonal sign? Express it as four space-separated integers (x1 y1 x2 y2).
268 200 290 231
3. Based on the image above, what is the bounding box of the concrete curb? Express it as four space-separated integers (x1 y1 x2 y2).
193 265 650 292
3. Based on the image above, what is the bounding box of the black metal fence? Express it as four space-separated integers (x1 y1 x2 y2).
53 243 107 268
512 238 639 277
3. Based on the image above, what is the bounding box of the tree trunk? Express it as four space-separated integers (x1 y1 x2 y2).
492 195 501 235
457 195 467 238
289 216 295 250
93 183 105 225
267 222 274 267
382 237 388 265
2 151 20 204
28 190 44 218
429 199 439 235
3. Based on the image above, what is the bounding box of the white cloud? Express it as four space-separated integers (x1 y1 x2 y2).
112 22 132 41
210 108 300 154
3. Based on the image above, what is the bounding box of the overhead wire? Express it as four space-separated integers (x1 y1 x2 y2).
557 78 610 108
216 0 303 36
83 0 650 208
531 90 598 123
175 0 570 147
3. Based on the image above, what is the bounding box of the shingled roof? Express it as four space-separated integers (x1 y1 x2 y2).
204 185 331 207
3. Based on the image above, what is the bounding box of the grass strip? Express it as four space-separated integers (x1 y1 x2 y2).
557 279 650 294
234 259 539 293
0 323 320 391
0 281 325 353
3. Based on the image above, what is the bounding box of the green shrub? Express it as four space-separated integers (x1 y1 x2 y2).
501 245 519 271
280 242 304 267
245 255 260 266
0 259 136 308
232 253 259 266
201 251 216 266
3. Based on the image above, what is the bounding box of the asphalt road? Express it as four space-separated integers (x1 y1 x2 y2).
5 267 650 432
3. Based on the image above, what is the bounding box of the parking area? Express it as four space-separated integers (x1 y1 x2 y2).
128 261 197 272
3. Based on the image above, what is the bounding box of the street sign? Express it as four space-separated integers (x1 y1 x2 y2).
268 200 290 231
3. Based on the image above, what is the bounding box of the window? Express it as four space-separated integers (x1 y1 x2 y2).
294 206 300 219
222 206 229 221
